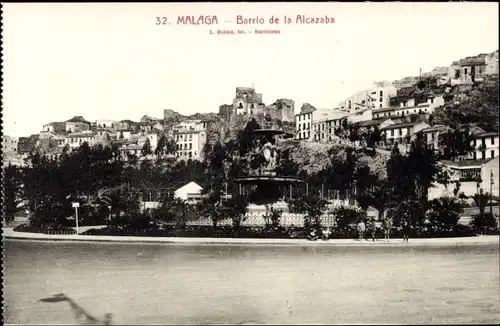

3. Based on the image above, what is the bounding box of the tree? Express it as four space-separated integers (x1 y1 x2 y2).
197 188 225 230
223 194 249 230
426 196 464 232
333 206 362 235
3 164 24 224
263 206 283 230
472 189 490 217
366 127 382 148
141 138 152 157
471 212 498 234
155 135 167 156
440 128 475 160
430 80 499 132
293 194 328 230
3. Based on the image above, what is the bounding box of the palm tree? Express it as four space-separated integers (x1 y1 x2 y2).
472 189 490 217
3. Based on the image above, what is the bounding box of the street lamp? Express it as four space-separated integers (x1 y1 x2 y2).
108 205 112 222
490 169 494 218
72 202 80 235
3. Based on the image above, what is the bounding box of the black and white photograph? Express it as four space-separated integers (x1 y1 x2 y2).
2 2 499 325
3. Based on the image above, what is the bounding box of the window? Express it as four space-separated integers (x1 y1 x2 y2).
303 123 306 130
398 129 402 136
464 68 468 75
482 138 486 147
482 151 486 159
491 150 495 158
380 90 383 96
189 143 192 149
307 122 310 129
492 137 495 145
307 131 310 138
431 133 435 140
380 104 382 108
379 97 383 103
390 130 394 136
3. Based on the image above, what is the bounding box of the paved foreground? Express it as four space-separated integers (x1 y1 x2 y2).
3 227 499 246
4 239 499 324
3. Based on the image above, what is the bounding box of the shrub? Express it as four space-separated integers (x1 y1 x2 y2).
471 213 498 234
13 223 77 235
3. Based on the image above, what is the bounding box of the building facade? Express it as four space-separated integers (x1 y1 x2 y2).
338 81 397 113
469 132 499 160
2 135 19 154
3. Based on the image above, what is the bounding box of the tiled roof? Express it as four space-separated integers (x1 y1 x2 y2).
474 131 499 138
65 132 96 138
66 116 90 124
374 107 396 113
420 125 451 133
381 122 415 130
440 158 493 168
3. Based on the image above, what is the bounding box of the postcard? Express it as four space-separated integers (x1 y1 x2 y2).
2 2 499 325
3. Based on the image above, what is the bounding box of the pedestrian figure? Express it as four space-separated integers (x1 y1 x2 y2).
357 219 366 241
321 227 332 241
402 218 411 243
383 215 392 242
367 218 377 242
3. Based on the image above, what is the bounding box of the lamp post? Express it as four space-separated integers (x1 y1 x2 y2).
490 169 494 218
72 202 80 235
108 205 112 222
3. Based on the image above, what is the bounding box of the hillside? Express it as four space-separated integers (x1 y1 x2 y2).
163 109 220 123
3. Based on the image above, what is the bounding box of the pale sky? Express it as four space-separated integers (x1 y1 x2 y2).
2 2 499 138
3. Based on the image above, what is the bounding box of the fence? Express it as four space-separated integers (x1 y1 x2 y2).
184 213 338 228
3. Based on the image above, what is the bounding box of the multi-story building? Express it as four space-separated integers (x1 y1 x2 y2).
429 157 499 200
381 121 430 146
314 112 349 142
64 131 97 149
2 135 19 154
418 124 452 153
296 108 339 141
338 81 397 113
172 120 208 160
174 129 207 160
469 131 499 160
393 94 445 117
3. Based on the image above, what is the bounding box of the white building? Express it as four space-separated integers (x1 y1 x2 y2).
429 157 499 200
174 181 203 201
2 135 19 154
296 109 340 140
95 119 119 130
338 81 397 113
469 131 499 160
381 121 430 146
138 132 159 152
312 111 349 142
393 94 445 117
175 129 207 160
64 131 97 148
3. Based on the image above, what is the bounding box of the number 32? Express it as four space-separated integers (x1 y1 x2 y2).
156 17 168 25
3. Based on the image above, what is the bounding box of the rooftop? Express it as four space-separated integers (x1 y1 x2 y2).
440 158 493 168
66 116 91 124
381 122 416 130
66 132 96 138
420 125 452 133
